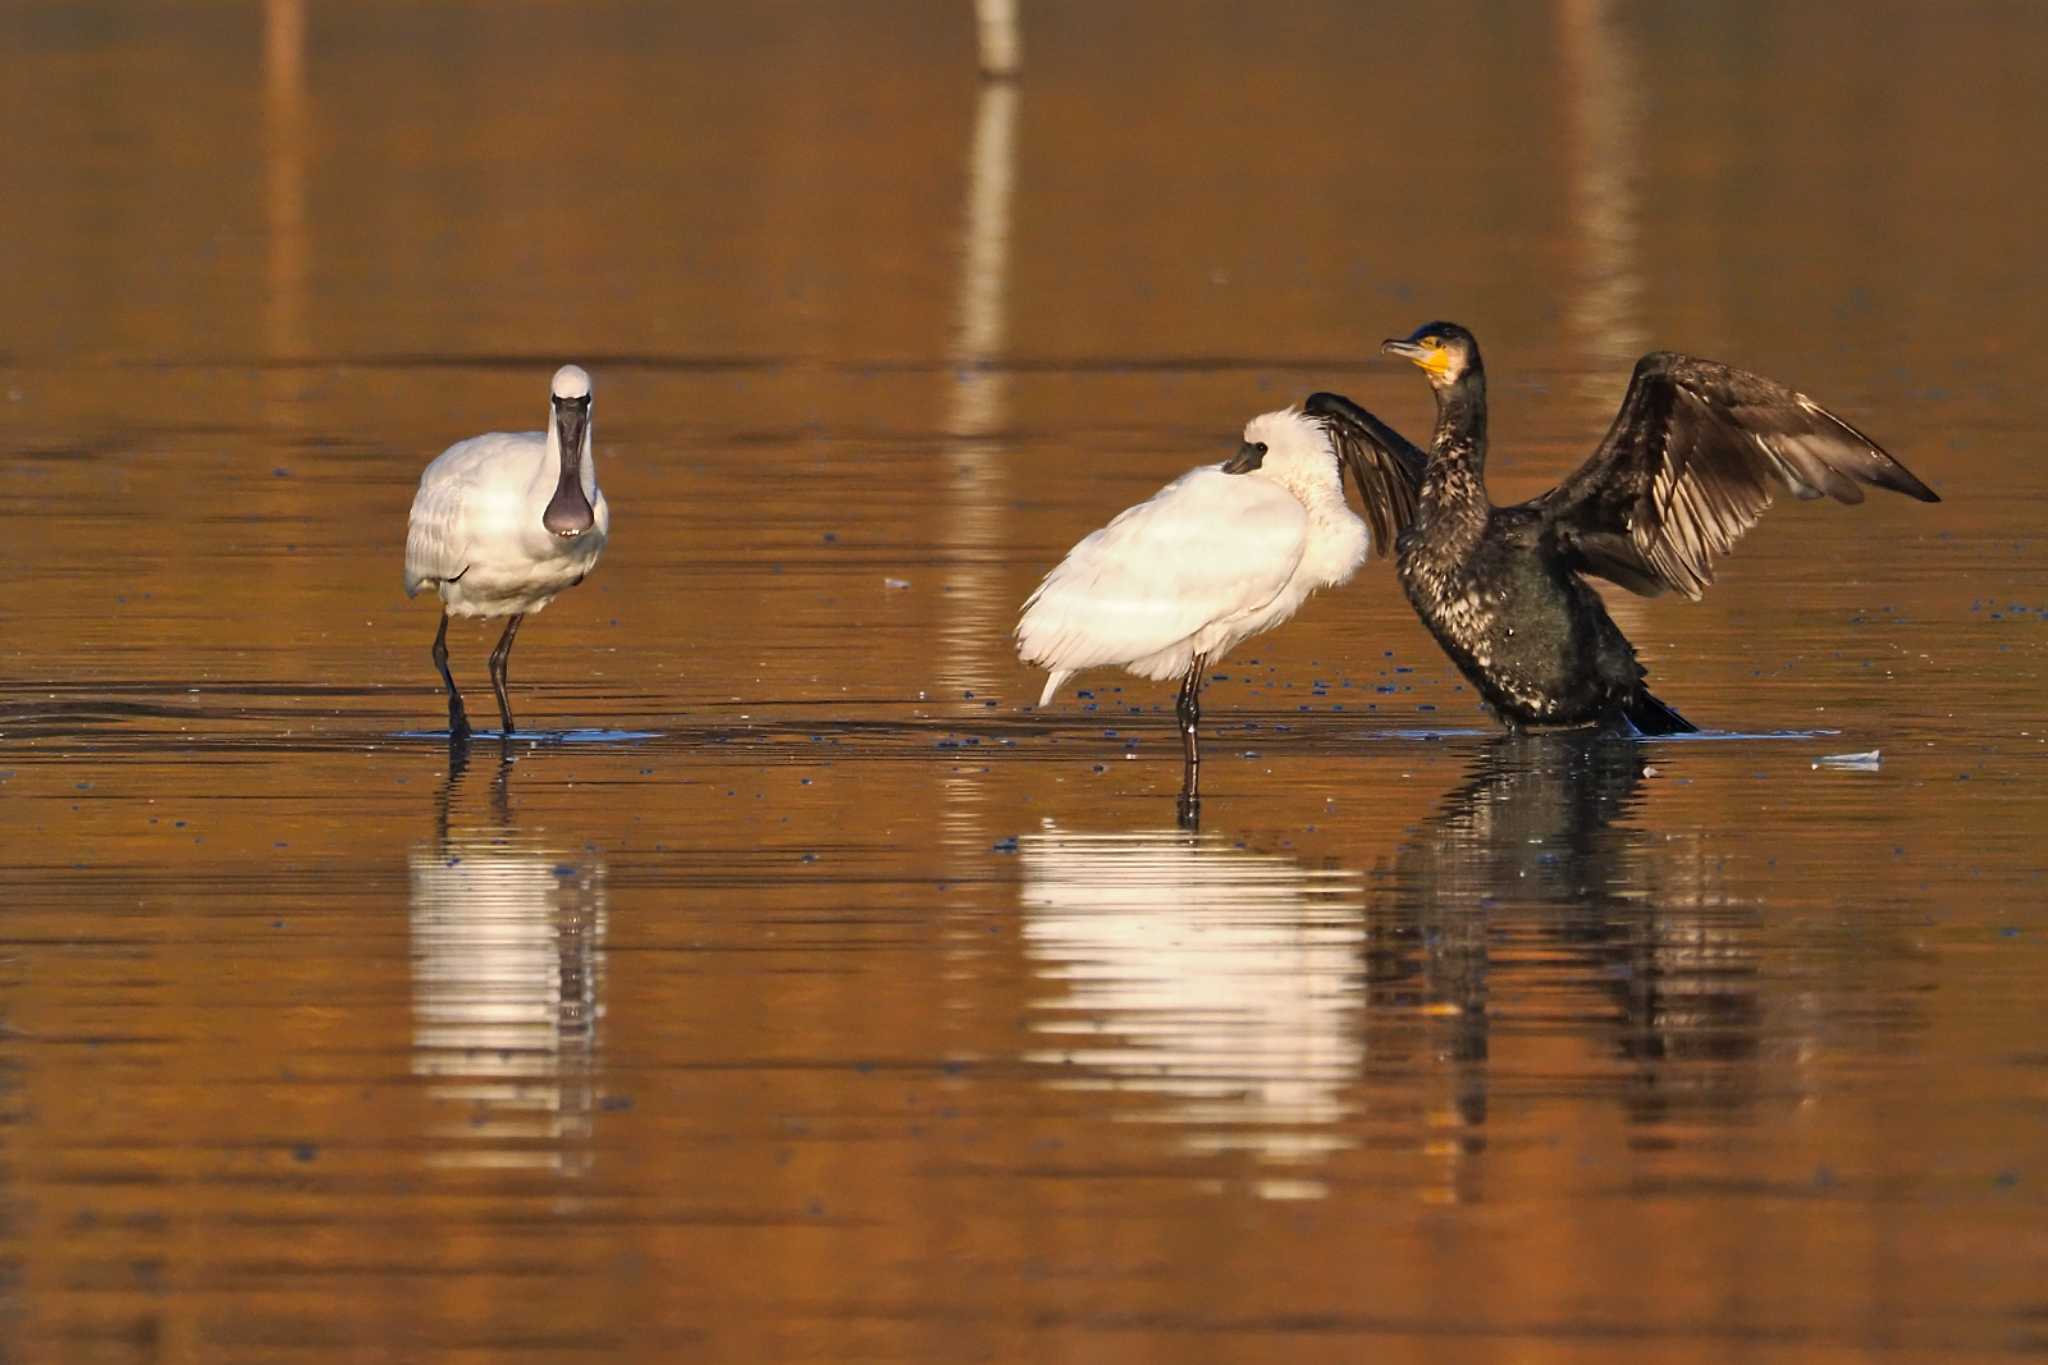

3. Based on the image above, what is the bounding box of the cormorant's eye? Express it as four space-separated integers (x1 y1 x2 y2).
1423 336 1441 350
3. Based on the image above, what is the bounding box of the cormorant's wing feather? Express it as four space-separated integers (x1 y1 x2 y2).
1303 391 1426 553
1545 353 1938 600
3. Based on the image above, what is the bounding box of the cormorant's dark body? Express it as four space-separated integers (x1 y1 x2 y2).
1309 322 1940 734
1394 485 1677 731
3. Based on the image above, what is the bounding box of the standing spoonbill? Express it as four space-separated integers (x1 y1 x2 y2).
1016 405 1419 824
404 364 610 738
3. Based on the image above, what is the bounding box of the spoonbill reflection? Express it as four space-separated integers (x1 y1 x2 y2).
1019 823 1365 1199
410 740 606 1172
405 365 610 738
1016 406 1412 824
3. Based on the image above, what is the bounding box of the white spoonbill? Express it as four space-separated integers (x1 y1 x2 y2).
1016 405 1416 822
404 364 610 738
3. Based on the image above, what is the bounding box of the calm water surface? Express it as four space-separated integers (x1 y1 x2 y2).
2 2 2045 1361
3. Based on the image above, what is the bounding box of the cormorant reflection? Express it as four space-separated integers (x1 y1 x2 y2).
1020 823 1364 1199
408 737 606 1173
1368 732 1758 1141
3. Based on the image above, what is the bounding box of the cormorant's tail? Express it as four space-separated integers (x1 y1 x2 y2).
1622 689 1697 736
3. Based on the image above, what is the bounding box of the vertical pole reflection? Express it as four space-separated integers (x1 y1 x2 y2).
937 65 1020 697
409 743 607 1173
1559 0 1652 639
936 42 1023 871
263 0 309 363
975 0 1022 79
1019 825 1365 1201
1559 0 1648 402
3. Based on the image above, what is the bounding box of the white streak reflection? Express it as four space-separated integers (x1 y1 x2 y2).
263 0 308 362
1560 0 1648 393
975 0 1022 79
937 74 1019 697
1019 824 1364 1199
1559 0 1654 638
937 66 1023 852
409 745 606 1174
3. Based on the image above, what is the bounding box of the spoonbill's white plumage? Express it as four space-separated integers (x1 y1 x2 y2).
1016 406 1375 822
405 364 609 738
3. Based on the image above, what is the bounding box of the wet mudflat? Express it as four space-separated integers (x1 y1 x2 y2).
3 2 2046 1361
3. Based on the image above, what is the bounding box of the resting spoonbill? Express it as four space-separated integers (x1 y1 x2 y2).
404 365 610 738
1016 405 1418 823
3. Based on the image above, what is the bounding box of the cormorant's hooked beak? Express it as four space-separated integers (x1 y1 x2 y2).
1382 336 1450 380
1221 440 1266 475
543 395 596 537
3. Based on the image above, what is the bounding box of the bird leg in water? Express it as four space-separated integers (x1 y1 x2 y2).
487 612 525 736
432 612 471 741
1175 653 1207 827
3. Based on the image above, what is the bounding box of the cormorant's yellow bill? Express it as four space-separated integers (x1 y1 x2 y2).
1382 332 1451 379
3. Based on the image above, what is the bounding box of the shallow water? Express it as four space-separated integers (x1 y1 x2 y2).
3 2 2046 1361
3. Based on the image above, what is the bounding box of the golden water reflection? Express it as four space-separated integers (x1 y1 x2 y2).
1 0 2043 1357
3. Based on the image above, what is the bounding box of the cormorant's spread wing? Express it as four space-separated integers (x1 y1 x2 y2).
1303 391 1426 553
1545 353 1939 600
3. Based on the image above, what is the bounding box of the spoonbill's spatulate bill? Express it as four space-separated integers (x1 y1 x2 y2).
404 365 610 738
1017 405 1413 824
1308 321 1938 734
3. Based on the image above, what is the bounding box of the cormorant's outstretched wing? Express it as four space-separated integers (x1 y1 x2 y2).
1303 391 1427 553
1544 353 1939 600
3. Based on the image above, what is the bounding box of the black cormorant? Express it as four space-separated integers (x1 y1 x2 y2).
1307 322 1940 733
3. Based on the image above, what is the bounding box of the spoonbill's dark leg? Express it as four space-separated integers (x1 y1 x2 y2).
487 613 526 737
1175 652 1207 828
433 611 471 741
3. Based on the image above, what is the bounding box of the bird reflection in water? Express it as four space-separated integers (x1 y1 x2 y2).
1019 824 1364 1200
408 736 606 1173
1367 733 1760 1184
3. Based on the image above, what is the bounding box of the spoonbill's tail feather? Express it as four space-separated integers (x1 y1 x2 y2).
1037 670 1071 708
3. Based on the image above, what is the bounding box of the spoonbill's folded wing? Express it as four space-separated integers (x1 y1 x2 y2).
1017 466 1308 693
403 434 514 595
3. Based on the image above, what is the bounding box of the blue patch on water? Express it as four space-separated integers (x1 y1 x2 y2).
1349 727 1842 743
1644 729 1843 742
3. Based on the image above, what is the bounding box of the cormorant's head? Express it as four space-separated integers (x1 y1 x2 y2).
1382 322 1480 391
